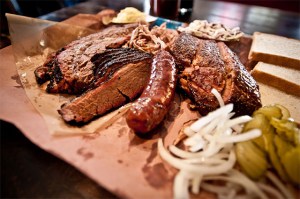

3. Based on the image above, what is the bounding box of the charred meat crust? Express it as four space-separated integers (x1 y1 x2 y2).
34 48 64 84
179 38 227 114
35 23 138 94
218 42 262 116
58 48 153 124
91 48 153 87
169 33 200 70
171 33 261 116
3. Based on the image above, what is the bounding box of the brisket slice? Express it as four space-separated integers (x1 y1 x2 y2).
35 23 138 94
170 33 261 116
58 48 152 124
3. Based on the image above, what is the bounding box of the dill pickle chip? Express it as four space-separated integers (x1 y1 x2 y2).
281 146 300 185
238 105 300 184
243 113 274 152
275 104 291 120
253 105 282 121
274 135 293 158
268 141 289 182
295 132 300 146
235 141 268 180
271 117 300 145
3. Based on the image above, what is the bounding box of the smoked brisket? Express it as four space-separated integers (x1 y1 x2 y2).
35 23 138 94
58 48 152 123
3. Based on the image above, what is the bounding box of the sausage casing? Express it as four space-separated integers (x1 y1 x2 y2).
126 50 177 133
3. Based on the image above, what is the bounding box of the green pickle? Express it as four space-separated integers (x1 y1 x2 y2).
271 117 300 145
237 104 300 185
275 104 291 120
274 135 293 158
281 146 300 185
268 138 289 182
253 105 282 120
243 113 274 152
235 141 268 180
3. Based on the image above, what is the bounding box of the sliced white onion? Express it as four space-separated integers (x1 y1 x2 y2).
211 88 225 107
183 157 226 165
173 170 190 199
197 115 223 135
169 141 223 159
203 169 268 199
158 139 236 175
216 129 261 143
223 115 252 129
266 171 295 199
188 139 206 152
183 126 195 136
199 140 224 157
184 134 205 148
231 124 243 134
191 174 202 194
189 103 233 132
257 182 285 199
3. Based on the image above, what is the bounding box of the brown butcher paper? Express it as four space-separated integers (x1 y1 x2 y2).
2 13 299 199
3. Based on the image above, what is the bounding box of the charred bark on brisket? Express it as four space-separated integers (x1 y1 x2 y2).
58 48 153 124
34 23 138 94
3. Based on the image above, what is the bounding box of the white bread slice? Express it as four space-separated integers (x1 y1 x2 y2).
249 32 300 69
251 62 300 97
258 82 300 123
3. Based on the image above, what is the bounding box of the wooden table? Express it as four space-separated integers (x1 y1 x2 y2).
37 0 300 39
1 0 299 198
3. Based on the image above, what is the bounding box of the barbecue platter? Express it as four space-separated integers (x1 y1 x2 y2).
4 7 300 199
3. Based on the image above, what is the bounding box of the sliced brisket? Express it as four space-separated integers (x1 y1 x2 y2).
58 48 152 124
170 33 261 116
35 23 138 94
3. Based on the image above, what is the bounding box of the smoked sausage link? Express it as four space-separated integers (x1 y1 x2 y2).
126 50 177 134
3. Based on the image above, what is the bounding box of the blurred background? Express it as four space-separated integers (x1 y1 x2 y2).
1 0 86 48
217 0 299 13
1 0 299 50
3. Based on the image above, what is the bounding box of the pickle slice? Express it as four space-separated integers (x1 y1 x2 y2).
281 146 300 185
274 135 293 158
271 117 300 145
235 141 268 180
253 105 282 120
275 104 291 120
268 141 289 182
243 113 274 152
237 105 300 184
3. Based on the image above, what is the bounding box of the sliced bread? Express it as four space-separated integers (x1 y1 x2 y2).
249 32 300 69
251 62 300 97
